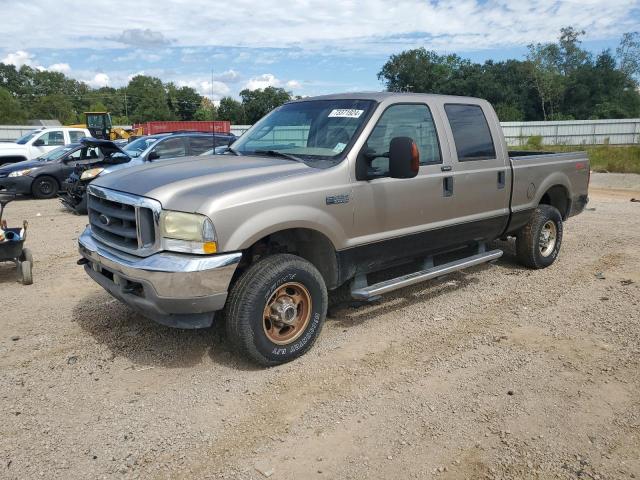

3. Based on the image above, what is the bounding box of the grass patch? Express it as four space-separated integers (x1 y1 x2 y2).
515 144 640 174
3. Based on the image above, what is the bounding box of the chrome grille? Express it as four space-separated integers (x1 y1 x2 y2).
87 185 161 256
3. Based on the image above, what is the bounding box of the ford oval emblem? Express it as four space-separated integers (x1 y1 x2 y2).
98 214 111 226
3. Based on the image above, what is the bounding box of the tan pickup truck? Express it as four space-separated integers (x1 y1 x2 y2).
78 93 590 365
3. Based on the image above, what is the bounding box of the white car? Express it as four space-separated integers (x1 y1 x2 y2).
0 127 91 166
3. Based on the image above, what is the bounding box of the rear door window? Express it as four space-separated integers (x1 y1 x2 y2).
444 104 496 161
38 130 65 146
189 137 215 155
151 137 187 159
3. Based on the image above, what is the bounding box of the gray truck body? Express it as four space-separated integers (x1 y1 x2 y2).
78 92 589 328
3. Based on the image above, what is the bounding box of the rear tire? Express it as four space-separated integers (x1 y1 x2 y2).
224 254 327 366
31 176 59 199
516 205 563 269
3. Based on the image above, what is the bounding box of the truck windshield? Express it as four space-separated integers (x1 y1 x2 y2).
15 131 39 145
232 99 376 166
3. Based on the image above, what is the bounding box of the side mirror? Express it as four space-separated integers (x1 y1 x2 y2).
147 151 160 161
389 137 419 179
33 139 45 147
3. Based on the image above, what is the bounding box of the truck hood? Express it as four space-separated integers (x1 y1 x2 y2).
92 155 314 212
0 143 27 153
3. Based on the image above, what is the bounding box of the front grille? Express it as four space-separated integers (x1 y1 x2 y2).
87 186 160 256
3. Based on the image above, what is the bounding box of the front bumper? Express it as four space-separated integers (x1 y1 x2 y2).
78 227 242 328
0 175 33 194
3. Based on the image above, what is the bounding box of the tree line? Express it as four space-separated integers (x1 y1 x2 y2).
1 27 639 126
378 28 640 121
0 64 293 125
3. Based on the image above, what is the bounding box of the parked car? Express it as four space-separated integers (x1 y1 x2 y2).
79 132 237 181
0 127 91 165
78 92 590 366
0 141 119 199
59 138 132 214
61 133 236 213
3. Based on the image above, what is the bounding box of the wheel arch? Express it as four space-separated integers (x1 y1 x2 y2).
538 184 570 220
236 227 340 290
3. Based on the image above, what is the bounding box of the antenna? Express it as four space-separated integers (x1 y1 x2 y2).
211 68 215 154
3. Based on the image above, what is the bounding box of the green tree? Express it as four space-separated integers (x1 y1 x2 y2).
217 96 246 124
0 87 26 123
126 75 172 123
193 97 217 121
239 87 291 124
563 50 640 119
168 85 202 120
30 93 77 123
526 43 566 120
377 48 470 93
616 32 640 81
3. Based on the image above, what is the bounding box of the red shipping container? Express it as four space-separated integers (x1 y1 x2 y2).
133 121 231 135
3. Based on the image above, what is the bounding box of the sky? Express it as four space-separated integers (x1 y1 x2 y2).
1 0 639 100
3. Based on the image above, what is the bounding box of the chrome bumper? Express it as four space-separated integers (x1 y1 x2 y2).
78 227 241 328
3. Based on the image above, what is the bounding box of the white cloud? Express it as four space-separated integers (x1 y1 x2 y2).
1 50 72 74
2 50 35 68
111 28 172 48
244 74 301 91
177 79 230 99
245 73 281 90
48 63 71 74
115 50 162 62
213 69 241 83
0 1 637 54
85 73 110 88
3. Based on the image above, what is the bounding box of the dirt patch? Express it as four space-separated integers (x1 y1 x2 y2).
1 183 639 479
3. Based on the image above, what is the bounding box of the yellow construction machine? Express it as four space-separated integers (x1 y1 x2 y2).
69 112 143 141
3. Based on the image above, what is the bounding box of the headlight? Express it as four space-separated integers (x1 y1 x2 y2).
80 167 104 181
8 168 33 177
160 211 217 254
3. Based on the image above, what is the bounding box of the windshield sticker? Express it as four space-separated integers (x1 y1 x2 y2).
333 142 347 153
328 109 364 118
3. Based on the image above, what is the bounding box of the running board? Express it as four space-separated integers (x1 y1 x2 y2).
350 249 503 300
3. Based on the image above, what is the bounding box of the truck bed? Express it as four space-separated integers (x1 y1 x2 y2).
506 150 590 234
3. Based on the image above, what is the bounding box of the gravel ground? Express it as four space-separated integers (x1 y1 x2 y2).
1 176 639 480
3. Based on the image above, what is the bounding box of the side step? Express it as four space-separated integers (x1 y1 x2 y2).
351 249 503 300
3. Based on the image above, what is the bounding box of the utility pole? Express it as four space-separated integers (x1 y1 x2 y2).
124 91 128 121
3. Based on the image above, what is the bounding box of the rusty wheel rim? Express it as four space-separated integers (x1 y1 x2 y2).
263 282 312 345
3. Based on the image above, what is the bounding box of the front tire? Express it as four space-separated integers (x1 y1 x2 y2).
224 254 328 366
516 204 563 269
31 176 59 199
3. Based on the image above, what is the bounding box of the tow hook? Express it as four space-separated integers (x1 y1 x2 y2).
77 258 89 266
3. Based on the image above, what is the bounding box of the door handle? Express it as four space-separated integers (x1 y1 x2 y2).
443 176 454 197
497 170 506 189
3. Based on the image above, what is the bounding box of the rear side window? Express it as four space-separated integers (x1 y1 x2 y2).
152 137 187 159
444 104 496 161
189 137 215 155
69 131 86 143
